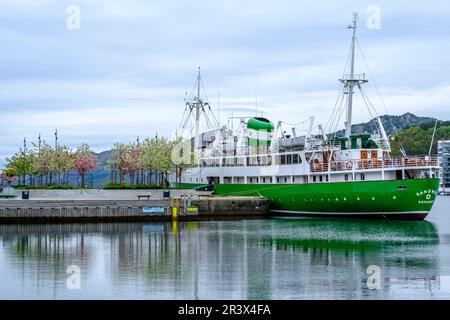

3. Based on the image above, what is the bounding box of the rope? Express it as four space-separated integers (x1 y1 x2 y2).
282 117 314 127
356 38 406 154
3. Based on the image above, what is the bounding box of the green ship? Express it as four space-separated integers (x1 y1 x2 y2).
171 14 440 220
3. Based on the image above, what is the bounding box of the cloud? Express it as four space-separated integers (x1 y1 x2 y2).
1 0 450 168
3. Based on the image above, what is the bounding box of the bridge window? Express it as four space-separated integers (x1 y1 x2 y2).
286 155 292 164
293 154 302 164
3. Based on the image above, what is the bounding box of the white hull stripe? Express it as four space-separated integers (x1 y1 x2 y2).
270 210 429 215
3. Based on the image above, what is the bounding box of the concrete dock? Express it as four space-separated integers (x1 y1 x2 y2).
3 188 212 200
0 196 269 223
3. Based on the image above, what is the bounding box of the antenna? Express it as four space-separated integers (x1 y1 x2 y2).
217 68 221 125
197 66 201 101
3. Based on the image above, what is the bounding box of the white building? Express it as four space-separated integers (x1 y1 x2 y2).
438 140 450 191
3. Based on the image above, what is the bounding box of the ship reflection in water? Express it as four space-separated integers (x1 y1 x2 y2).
0 198 450 299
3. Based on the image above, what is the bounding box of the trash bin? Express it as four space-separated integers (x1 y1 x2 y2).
22 190 30 200
163 190 170 198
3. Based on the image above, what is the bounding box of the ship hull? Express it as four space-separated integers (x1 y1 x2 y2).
213 179 440 221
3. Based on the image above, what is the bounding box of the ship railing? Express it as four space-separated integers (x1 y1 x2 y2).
382 156 438 169
309 156 438 173
340 73 367 81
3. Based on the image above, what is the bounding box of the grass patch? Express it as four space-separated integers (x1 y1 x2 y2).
103 183 167 190
14 185 93 190
0 194 17 198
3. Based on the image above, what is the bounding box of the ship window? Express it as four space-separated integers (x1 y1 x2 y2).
281 155 286 165
249 177 258 184
286 155 292 164
326 175 329 182
360 174 365 181
319 176 323 182
313 176 317 183
223 157 236 167
345 174 349 181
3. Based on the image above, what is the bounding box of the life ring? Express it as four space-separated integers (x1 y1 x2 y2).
346 162 353 170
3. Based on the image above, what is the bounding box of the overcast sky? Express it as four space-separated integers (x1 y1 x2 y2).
1 0 450 167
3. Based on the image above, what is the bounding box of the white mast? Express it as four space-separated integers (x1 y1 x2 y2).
195 67 201 150
179 67 219 151
346 13 357 138
340 13 368 138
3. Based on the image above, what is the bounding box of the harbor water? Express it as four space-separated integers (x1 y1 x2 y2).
0 196 449 299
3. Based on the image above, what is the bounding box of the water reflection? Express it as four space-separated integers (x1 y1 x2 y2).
265 217 439 249
0 218 444 299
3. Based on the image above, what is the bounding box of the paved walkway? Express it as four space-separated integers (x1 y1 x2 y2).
2 189 211 200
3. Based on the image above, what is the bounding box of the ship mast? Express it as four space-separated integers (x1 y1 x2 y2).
340 13 368 138
195 67 201 150
179 67 219 150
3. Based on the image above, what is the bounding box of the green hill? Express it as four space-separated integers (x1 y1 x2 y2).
391 121 450 156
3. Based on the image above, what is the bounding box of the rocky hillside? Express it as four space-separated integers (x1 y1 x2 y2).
335 113 436 137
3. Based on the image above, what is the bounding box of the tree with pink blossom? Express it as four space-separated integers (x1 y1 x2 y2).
73 143 98 188
124 143 142 184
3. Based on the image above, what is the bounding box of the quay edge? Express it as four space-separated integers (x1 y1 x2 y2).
0 197 270 223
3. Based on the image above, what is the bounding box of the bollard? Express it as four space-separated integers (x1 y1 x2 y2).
172 206 178 220
171 197 179 220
